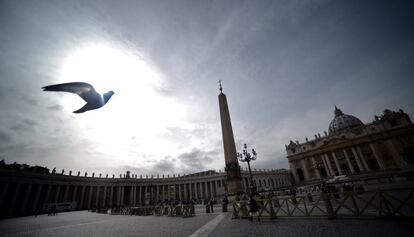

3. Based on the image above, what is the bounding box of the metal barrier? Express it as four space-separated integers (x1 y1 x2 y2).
232 188 414 219
110 204 195 217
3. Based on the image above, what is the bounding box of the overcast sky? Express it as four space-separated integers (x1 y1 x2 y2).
1 0 413 176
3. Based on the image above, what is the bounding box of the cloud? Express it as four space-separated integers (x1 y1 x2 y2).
0 130 13 145
22 96 39 106
9 118 38 133
0 0 413 177
47 104 63 111
153 158 177 174
175 149 218 173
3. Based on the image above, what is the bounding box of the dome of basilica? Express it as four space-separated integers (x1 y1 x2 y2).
328 106 364 134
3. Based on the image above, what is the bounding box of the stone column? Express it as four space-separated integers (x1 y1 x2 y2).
300 159 311 181
185 183 191 200
116 186 120 206
311 157 321 179
203 182 206 198
32 184 42 212
8 183 21 215
165 185 168 201
54 185 61 203
95 186 100 207
356 147 370 171
87 186 93 208
72 186 78 203
184 183 188 201
213 180 217 197
20 184 32 214
109 186 114 207
0 183 10 208
343 149 355 174
143 186 147 203
369 143 385 169
189 182 193 199
289 162 300 183
195 183 198 199
129 186 133 205
44 184 52 205
137 186 141 204
321 155 331 176
351 147 364 172
133 186 137 204
63 185 70 202
156 185 159 202
331 152 343 175
120 186 124 206
79 186 86 209
161 185 164 201
326 154 336 175
102 186 107 207
385 140 401 167
206 181 213 199
178 184 182 200
133 186 137 206
205 182 209 198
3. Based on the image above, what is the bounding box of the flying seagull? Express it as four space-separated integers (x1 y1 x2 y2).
42 82 114 113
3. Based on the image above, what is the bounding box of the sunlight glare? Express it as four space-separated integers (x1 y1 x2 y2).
59 44 188 165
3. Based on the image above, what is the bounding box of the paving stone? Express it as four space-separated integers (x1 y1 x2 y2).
0 211 412 237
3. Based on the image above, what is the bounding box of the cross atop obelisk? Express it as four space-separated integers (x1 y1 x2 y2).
219 80 223 92
218 81 244 196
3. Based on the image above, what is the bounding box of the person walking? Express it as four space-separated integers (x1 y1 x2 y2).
209 198 214 213
249 195 260 222
222 196 229 212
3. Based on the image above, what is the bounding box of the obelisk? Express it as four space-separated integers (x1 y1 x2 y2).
218 81 244 196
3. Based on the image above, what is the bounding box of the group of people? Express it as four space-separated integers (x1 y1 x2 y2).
234 194 262 222
204 198 216 213
46 205 58 216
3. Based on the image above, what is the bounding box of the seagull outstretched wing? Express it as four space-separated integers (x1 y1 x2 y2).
42 82 114 113
42 82 100 102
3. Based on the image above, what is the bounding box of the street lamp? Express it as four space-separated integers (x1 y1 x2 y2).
237 143 257 195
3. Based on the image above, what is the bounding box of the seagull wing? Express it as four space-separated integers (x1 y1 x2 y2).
42 82 99 102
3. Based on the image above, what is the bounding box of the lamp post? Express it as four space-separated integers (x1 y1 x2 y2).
237 143 257 195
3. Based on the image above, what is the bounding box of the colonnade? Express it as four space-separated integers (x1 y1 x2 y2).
0 177 224 217
0 166 291 218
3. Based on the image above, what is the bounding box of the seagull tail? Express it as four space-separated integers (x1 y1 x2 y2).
73 104 89 114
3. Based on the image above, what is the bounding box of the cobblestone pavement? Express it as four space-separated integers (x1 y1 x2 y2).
0 211 217 237
211 215 413 237
0 211 413 237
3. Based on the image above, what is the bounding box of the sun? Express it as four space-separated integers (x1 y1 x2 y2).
60 44 159 93
57 44 188 165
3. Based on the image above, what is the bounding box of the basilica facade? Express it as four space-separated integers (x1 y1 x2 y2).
286 107 414 184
